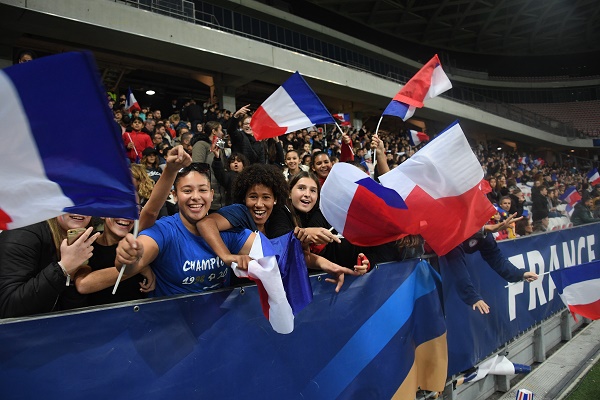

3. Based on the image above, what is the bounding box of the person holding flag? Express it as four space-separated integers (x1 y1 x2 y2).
123 116 153 164
115 162 257 297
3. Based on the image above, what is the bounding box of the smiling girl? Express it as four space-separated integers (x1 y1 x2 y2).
0 213 99 318
116 163 255 296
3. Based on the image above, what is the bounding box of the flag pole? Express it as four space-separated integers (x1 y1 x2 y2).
112 219 139 294
504 270 550 288
373 115 385 171
334 121 346 137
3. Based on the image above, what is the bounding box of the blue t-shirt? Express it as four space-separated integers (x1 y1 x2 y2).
141 213 251 297
217 203 258 232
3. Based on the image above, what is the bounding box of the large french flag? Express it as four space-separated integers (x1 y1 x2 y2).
321 121 495 255
0 52 138 230
587 168 600 186
320 162 422 245
551 260 600 320
232 231 312 334
559 186 581 207
251 72 335 140
407 129 429 146
125 87 141 113
382 54 452 121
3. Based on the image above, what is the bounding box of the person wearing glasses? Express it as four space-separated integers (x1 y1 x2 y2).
115 147 256 296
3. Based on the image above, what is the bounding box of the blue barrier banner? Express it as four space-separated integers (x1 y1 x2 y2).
0 259 445 400
442 224 600 375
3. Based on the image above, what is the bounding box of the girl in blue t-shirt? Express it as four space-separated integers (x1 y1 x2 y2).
116 159 255 297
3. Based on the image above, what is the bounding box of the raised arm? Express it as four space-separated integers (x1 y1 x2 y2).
139 146 191 231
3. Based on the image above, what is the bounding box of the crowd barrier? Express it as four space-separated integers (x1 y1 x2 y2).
0 224 598 399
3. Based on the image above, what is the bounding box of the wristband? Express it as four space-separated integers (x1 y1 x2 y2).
58 261 71 286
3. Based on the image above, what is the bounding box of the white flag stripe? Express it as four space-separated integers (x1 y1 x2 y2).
380 123 482 199
260 86 312 132
425 65 453 99
319 163 362 233
0 71 73 229
561 277 600 305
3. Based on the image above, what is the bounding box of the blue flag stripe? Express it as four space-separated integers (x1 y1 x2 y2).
3 52 138 220
282 72 335 125
303 261 438 399
356 177 408 209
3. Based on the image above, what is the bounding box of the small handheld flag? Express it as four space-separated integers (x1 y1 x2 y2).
251 72 335 140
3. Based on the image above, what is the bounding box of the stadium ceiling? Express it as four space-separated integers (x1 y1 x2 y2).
300 0 600 57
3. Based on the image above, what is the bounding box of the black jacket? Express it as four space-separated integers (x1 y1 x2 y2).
0 222 85 318
226 116 265 164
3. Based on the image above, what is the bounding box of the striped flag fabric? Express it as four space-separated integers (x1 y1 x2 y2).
0 51 138 230
550 260 600 320
408 129 429 146
333 113 351 127
303 260 447 398
232 231 312 334
453 355 531 387
125 87 141 113
382 54 452 121
251 72 335 140
587 168 600 186
559 186 581 208
321 120 495 256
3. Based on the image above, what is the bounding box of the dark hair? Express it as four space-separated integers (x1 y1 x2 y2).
289 171 320 197
131 116 144 124
285 149 300 159
228 152 249 169
288 171 320 227
204 120 221 135
173 163 211 190
231 164 289 206
499 195 512 204
310 151 330 171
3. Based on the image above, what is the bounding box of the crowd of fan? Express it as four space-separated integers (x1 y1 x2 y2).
114 91 600 243
1 90 598 320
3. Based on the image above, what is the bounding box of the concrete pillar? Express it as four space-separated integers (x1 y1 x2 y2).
214 85 236 114
533 325 546 362
561 310 573 341
496 374 511 392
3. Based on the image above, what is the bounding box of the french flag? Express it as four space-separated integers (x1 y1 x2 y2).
251 72 335 140
550 260 600 320
587 168 600 186
320 162 422 246
333 113 351 127
0 52 138 230
382 54 452 121
232 231 312 334
125 87 141 113
321 121 496 256
408 129 429 146
559 186 581 207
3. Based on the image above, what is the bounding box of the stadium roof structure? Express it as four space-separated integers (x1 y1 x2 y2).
282 0 600 76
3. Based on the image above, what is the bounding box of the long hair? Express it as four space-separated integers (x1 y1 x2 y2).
130 163 154 200
46 217 64 257
287 170 320 227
